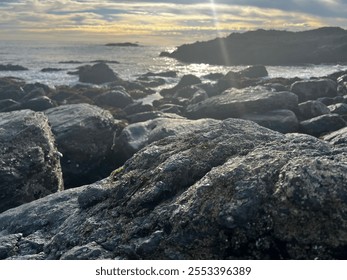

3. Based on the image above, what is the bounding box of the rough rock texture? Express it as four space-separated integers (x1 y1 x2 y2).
300 114 346 137
162 27 347 65
186 86 298 119
241 109 299 133
323 126 347 146
0 110 63 213
45 104 122 188
290 79 338 103
1 118 347 260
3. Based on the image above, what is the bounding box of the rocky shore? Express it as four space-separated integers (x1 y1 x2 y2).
161 27 347 65
0 62 347 260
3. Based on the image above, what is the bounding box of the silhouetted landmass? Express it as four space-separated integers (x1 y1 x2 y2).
105 42 140 47
161 27 347 65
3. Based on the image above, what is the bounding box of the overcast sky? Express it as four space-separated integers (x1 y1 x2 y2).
0 0 346 45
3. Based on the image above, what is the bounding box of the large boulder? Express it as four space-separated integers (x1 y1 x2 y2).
241 109 299 133
94 89 133 109
1 119 347 259
79 63 120 85
186 86 298 119
0 85 25 102
0 110 63 213
45 104 122 188
298 100 330 121
300 114 346 137
290 79 337 103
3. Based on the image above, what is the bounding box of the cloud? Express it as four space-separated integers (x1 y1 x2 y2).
0 0 346 45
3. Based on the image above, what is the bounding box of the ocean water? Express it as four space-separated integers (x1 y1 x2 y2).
1 40 347 88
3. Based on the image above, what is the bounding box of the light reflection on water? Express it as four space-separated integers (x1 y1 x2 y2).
0 41 346 88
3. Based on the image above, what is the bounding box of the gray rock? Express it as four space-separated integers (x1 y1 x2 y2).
115 117 220 160
0 64 28 71
241 109 299 133
23 83 51 95
0 187 81 259
1 118 347 260
337 75 347 95
159 104 184 115
190 89 209 104
45 104 122 188
21 87 46 102
126 111 184 124
79 63 120 85
0 110 63 213
160 75 201 97
186 86 298 119
94 90 133 109
19 96 56 111
0 86 25 101
60 242 112 260
290 79 337 102
322 126 347 146
328 103 347 115
0 99 19 111
300 114 346 137
317 97 338 106
123 102 153 116
238 65 268 78
298 100 330 120
0 234 22 259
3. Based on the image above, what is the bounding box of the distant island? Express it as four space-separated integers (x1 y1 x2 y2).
161 27 347 66
105 42 140 47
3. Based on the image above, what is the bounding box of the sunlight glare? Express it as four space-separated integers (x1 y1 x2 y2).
209 0 231 65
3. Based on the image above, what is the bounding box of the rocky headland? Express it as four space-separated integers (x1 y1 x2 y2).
105 42 140 47
0 58 347 260
161 27 347 65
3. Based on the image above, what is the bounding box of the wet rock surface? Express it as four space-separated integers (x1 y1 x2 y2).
0 110 63 213
0 57 347 260
0 119 347 259
45 104 123 188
